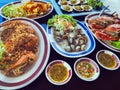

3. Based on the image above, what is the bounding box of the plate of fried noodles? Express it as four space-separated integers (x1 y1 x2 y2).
0 17 50 89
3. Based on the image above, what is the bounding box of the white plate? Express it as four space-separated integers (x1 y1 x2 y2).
96 50 120 70
74 57 100 81
0 0 53 19
85 13 120 53
45 60 72 85
47 20 96 58
0 18 50 89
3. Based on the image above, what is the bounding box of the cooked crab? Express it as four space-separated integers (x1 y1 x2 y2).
88 15 120 40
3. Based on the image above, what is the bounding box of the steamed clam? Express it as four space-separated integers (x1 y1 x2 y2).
53 28 88 52
47 14 88 52
61 5 73 12
68 0 80 5
80 0 86 4
82 5 92 11
58 0 68 5
73 5 83 12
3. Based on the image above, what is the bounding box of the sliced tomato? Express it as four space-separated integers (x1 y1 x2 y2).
95 31 118 40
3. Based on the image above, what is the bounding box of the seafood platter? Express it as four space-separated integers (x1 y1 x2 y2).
85 13 120 52
50 0 104 16
47 14 95 58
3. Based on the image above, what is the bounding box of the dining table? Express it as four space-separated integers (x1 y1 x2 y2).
0 0 120 90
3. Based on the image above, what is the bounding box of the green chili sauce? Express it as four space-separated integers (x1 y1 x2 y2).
98 53 116 68
49 64 68 82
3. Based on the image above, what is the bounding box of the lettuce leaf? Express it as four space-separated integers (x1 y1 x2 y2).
110 41 120 50
47 14 77 31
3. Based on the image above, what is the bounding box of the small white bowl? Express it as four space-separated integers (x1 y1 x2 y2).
74 57 100 81
45 60 72 85
96 50 120 70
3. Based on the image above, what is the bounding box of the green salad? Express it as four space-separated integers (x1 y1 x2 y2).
47 14 77 31
2 4 24 18
87 0 103 9
111 41 120 50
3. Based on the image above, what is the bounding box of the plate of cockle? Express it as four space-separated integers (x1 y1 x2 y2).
47 14 95 58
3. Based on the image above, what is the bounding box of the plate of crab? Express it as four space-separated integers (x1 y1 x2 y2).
0 18 50 89
85 12 120 52
47 14 95 58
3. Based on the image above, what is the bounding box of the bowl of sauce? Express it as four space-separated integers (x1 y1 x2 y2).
74 57 100 81
45 60 72 85
96 50 120 70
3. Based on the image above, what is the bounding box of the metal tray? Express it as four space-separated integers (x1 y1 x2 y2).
50 0 104 16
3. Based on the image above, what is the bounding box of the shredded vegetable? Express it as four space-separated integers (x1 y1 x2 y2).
0 40 5 59
87 0 103 9
2 4 24 18
47 14 77 31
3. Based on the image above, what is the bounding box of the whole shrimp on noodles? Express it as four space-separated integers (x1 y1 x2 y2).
0 20 39 77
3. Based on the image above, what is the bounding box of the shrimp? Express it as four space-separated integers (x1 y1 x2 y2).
0 20 39 77
11 51 37 69
5 51 37 76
